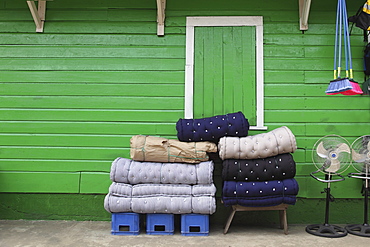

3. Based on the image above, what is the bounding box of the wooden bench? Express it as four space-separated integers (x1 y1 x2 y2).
223 204 289 235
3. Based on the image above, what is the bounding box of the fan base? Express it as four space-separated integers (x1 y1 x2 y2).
306 223 347 238
346 224 370 237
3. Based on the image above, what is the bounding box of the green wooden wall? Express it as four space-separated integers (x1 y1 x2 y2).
0 0 369 221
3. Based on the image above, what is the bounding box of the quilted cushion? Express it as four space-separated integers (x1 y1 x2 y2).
130 135 217 163
222 153 296 182
176 111 250 142
110 157 214 185
104 183 217 214
222 179 299 198
218 126 297 160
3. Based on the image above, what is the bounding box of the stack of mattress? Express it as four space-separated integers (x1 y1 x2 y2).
218 126 300 207
104 135 218 215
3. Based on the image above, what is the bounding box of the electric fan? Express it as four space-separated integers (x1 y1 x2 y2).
306 135 351 238
346 135 370 237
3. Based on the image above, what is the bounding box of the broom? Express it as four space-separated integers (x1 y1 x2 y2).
326 0 353 95
340 0 363 95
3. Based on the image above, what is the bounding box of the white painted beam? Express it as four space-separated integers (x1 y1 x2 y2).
156 0 166 36
27 0 46 33
299 0 312 31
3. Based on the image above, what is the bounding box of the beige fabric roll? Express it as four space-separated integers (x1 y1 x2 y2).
130 135 217 164
218 126 297 160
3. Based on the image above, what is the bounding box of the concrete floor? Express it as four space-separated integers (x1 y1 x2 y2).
0 220 369 247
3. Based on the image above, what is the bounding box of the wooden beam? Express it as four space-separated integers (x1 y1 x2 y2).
27 0 46 33
156 0 166 36
299 0 311 31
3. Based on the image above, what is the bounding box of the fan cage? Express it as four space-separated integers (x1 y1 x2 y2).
311 134 351 175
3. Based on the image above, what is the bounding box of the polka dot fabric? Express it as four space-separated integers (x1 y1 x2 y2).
176 111 250 143
221 153 296 182
222 179 299 207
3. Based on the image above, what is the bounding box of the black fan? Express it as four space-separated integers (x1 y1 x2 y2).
346 135 370 237
306 135 351 238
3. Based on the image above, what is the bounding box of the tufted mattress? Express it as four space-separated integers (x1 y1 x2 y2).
176 112 250 143
130 135 217 163
218 126 297 160
222 153 296 182
104 183 216 214
110 157 214 185
222 179 298 207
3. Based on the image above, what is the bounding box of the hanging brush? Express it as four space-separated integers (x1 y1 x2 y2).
340 0 363 95
326 0 353 95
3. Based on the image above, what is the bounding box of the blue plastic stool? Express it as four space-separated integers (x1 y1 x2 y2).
146 214 174 235
181 214 209 236
111 213 140 235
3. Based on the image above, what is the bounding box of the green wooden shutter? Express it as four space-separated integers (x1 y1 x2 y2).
193 26 256 124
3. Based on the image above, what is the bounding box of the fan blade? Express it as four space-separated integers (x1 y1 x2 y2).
316 141 328 158
352 150 367 163
325 158 340 173
335 143 351 154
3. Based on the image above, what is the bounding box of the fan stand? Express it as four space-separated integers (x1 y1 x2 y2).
345 172 370 237
306 172 348 238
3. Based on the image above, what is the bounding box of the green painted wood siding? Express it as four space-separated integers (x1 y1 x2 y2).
193 26 256 123
0 0 369 198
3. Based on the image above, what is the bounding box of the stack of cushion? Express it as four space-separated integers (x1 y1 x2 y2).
104 156 217 214
219 126 299 207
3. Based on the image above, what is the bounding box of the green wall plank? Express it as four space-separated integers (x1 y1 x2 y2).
0 109 183 122
0 121 176 135
80 172 111 194
0 134 131 147
0 159 112 172
0 83 184 96
0 58 184 71
0 45 184 58
0 146 127 160
0 96 184 110
0 171 80 193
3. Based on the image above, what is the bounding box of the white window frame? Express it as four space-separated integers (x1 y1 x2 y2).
185 16 267 130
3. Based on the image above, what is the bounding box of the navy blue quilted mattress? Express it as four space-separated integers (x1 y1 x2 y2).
222 179 299 207
222 153 296 182
176 112 250 143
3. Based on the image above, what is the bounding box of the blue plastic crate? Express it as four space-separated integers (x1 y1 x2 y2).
111 213 140 235
146 213 174 235
181 214 209 236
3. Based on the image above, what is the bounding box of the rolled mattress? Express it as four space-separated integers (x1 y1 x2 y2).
130 135 217 163
176 112 250 142
218 126 297 160
104 183 216 214
110 157 214 185
222 179 299 207
222 153 296 182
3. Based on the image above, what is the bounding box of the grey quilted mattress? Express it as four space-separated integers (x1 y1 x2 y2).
104 183 216 214
218 126 297 160
110 157 214 185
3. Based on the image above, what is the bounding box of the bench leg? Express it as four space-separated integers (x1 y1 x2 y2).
223 208 236 234
279 209 288 235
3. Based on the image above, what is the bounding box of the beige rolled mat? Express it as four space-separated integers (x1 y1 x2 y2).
130 135 217 163
218 126 297 160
